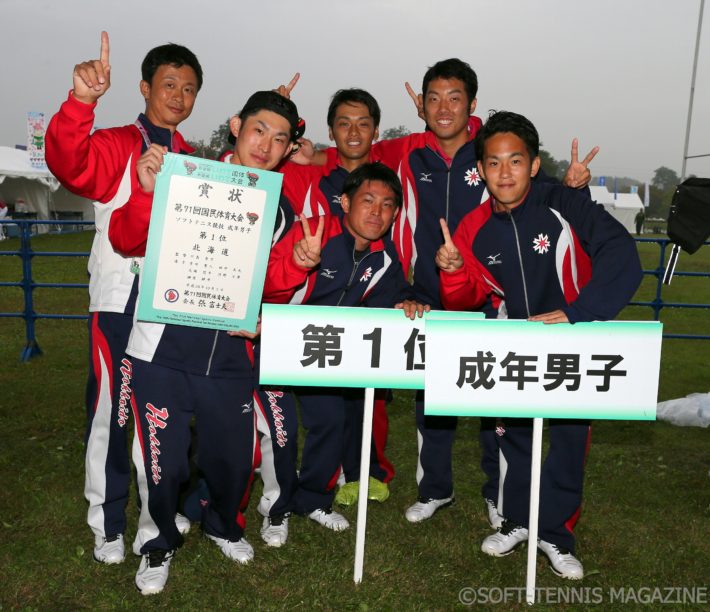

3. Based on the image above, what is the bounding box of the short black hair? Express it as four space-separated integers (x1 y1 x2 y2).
238 91 304 143
474 110 540 161
342 162 402 208
327 89 381 128
141 43 203 91
422 58 478 105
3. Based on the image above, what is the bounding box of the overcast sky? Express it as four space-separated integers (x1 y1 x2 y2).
3 0 709 183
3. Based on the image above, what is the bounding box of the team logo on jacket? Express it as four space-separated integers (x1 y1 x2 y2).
464 167 481 187
360 267 373 282
532 233 551 254
145 403 169 485
419 172 432 183
266 391 289 448
332 195 342 206
164 289 179 303
320 268 337 279
487 253 502 265
117 358 132 427
241 400 253 414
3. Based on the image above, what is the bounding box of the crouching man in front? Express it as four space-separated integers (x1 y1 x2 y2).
262 162 429 533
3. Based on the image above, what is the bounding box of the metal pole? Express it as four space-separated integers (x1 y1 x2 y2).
19 221 42 361
525 417 544 605
353 386 375 584
681 0 705 181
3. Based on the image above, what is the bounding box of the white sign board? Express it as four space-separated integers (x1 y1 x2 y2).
425 318 662 420
260 304 483 389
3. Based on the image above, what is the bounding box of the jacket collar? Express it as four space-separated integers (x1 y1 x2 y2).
136 113 194 154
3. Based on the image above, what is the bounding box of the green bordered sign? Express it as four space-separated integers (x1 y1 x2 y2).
425 319 662 420
260 304 484 389
137 153 282 333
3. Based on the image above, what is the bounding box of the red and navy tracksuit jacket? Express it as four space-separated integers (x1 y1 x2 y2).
371 118 486 308
45 92 192 541
264 215 412 307
441 181 643 551
262 216 411 514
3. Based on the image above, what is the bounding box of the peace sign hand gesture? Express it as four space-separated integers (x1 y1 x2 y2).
562 138 599 189
435 218 463 273
293 215 325 268
72 31 111 104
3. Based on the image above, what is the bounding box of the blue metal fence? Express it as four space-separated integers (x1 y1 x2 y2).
630 238 710 340
1 219 709 361
1 219 92 361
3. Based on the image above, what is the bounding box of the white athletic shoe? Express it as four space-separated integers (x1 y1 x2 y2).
308 507 350 531
485 498 504 530
481 520 529 557
135 549 174 595
93 534 125 564
174 512 191 535
260 514 289 547
132 514 190 557
206 534 254 564
404 496 454 523
538 539 584 580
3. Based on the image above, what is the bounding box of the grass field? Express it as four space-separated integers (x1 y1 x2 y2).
1 231 708 610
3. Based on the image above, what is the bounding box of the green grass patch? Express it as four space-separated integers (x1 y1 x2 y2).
1 233 708 609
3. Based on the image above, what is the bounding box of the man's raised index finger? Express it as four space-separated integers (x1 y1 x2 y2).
439 218 453 245
100 31 110 64
285 72 300 94
405 81 418 102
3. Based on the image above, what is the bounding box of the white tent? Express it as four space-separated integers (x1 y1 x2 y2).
0 146 93 234
589 185 642 234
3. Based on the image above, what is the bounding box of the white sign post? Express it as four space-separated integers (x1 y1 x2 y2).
354 386 375 583
526 417 543 603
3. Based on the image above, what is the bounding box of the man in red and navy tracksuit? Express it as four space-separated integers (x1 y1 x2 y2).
263 162 427 532
45 32 202 567
437 110 642 579
109 90 303 595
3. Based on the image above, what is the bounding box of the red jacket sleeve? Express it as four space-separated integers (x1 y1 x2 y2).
45 92 138 202
262 217 323 303
440 213 494 311
280 162 322 217
108 187 153 257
